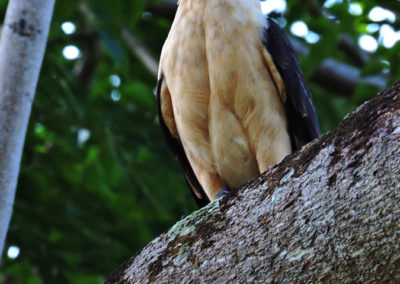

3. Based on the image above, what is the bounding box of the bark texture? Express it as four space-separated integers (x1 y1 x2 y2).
106 81 400 283
0 0 54 257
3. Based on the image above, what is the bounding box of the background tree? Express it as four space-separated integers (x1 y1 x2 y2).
0 0 54 261
0 0 399 283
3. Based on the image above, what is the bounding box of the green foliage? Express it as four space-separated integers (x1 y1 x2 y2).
0 0 399 282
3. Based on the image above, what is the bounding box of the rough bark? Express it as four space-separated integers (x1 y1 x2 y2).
106 81 400 283
0 0 54 258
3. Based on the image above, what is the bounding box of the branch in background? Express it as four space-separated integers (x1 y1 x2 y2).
312 59 387 96
74 34 101 90
338 35 370 68
106 81 400 283
79 3 96 26
49 30 101 91
122 27 159 77
76 3 101 91
291 38 386 95
77 4 160 85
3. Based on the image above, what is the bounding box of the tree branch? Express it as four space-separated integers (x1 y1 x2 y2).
311 58 387 96
338 35 370 68
122 27 159 77
106 81 400 283
79 3 159 78
76 3 102 91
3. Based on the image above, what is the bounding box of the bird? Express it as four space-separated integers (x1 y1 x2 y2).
156 0 320 207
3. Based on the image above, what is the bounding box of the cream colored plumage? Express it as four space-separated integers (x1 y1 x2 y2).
157 0 319 205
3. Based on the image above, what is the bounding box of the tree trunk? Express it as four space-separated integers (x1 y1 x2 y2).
105 81 400 283
0 0 54 258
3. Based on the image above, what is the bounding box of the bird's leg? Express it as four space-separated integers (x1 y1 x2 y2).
256 126 292 173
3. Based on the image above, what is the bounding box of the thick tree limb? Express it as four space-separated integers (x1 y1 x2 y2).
106 81 400 283
0 0 54 258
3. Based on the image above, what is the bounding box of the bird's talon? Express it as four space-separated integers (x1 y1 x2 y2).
215 190 230 199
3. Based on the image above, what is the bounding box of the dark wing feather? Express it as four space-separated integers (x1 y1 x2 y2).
262 18 321 150
156 78 209 207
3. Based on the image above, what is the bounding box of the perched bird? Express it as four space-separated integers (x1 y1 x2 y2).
156 0 320 207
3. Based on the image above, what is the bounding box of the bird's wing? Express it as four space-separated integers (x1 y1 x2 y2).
156 76 210 207
261 18 321 150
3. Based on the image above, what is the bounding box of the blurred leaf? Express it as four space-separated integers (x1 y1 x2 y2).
122 81 154 109
100 32 124 63
352 83 381 105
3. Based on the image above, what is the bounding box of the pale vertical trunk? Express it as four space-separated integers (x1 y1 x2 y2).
0 0 55 258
